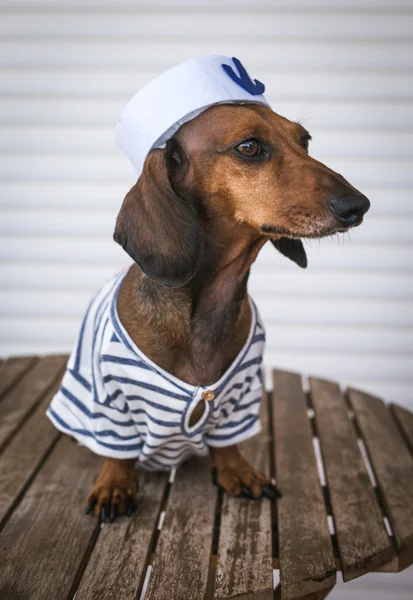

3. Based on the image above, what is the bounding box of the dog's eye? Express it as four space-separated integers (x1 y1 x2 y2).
235 139 265 158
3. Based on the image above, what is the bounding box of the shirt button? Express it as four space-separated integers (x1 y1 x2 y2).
202 390 215 402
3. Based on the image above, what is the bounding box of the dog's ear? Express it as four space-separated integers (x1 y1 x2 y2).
114 148 204 287
271 237 307 268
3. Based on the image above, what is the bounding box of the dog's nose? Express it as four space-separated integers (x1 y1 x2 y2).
329 194 370 226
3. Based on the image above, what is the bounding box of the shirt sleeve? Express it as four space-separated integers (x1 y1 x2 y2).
204 371 263 447
46 360 143 460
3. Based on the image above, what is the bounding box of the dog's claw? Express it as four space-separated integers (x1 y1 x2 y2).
211 467 280 502
269 483 282 498
239 486 256 500
261 484 280 502
109 504 118 523
100 505 107 523
85 496 96 515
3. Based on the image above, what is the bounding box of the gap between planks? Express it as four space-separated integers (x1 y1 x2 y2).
268 388 280 571
202 488 224 600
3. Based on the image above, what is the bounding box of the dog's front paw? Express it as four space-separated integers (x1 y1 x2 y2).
85 458 138 522
211 449 281 502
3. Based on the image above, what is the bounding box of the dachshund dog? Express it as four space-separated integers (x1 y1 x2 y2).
83 103 370 520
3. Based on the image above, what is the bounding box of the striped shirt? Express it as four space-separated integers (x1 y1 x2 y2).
47 270 265 471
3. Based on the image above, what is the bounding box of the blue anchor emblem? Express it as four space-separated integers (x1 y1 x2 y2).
222 57 265 96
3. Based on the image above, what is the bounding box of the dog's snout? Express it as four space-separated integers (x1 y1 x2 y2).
329 194 370 226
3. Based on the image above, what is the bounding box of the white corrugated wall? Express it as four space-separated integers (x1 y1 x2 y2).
1 0 412 412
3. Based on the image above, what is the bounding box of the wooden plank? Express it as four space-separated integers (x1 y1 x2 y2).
272 370 336 600
75 470 169 600
299 587 335 600
0 354 67 449
0 435 101 600
374 553 401 573
0 376 62 526
0 356 38 400
349 388 413 572
310 378 393 581
390 403 413 456
145 456 217 600
276 585 335 600
214 392 273 600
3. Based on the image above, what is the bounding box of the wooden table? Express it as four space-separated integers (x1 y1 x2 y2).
0 355 412 600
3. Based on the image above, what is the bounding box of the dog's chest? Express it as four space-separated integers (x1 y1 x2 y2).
170 313 252 387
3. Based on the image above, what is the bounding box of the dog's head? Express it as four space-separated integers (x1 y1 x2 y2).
114 104 370 286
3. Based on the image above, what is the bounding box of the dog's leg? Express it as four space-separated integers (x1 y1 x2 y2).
210 444 281 501
85 457 138 522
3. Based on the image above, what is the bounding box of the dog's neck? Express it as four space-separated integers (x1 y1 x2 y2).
130 218 266 385
186 219 265 380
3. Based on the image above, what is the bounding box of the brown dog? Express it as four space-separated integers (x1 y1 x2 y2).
85 103 369 520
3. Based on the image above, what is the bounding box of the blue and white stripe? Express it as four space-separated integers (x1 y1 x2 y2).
47 270 265 471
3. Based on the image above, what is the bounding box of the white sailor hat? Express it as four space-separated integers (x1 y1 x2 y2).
115 55 271 176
